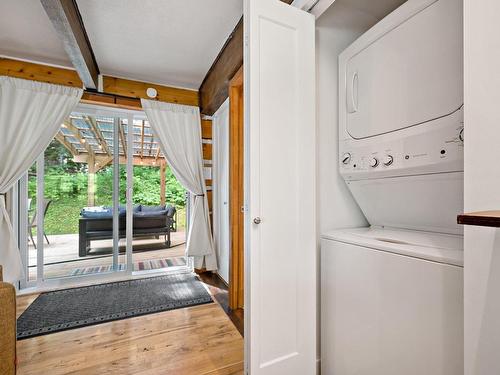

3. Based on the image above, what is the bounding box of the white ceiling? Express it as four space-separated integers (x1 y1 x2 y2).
76 0 243 89
0 0 242 90
0 0 72 67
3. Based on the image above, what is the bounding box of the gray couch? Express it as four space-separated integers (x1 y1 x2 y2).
78 204 176 257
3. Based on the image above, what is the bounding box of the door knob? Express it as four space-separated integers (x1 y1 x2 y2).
253 217 261 224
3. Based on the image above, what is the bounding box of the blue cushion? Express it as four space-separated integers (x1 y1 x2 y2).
134 210 168 217
140 205 166 212
81 208 112 218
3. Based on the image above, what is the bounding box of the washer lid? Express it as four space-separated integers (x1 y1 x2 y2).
321 227 463 266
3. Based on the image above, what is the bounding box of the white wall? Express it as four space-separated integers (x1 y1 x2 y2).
464 0 500 373
315 1 393 368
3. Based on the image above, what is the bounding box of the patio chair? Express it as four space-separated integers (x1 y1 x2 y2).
28 199 52 249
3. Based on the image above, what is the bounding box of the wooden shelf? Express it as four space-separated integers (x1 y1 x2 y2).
457 211 500 227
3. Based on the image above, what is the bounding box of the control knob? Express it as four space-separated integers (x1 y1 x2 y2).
383 155 394 166
341 153 351 165
369 157 379 168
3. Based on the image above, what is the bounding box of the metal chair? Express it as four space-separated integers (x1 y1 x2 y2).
28 199 52 249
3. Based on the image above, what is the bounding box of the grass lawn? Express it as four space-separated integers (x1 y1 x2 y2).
36 197 186 235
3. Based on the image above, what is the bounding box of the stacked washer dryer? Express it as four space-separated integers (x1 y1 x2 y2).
321 0 464 374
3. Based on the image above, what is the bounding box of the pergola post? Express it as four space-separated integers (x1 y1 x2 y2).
160 160 166 206
88 155 96 206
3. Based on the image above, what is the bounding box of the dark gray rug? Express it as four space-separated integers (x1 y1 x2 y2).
17 273 212 339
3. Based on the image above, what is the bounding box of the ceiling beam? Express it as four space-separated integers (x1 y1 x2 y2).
199 18 243 115
198 0 294 115
40 0 99 89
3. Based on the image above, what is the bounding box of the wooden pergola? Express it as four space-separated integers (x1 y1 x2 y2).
56 115 168 206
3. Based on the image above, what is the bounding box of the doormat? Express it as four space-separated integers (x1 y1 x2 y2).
17 273 212 339
69 256 186 276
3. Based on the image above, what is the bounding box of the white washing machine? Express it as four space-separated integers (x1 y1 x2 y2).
322 0 464 373
321 228 463 375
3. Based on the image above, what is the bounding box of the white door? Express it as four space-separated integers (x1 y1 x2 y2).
244 0 316 374
213 99 230 283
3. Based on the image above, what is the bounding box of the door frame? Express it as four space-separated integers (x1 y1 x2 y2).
229 66 245 310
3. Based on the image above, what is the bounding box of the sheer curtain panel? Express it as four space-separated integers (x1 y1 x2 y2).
141 99 216 270
0 76 82 283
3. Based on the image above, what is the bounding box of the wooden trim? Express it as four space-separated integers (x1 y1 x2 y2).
40 0 99 89
228 67 244 310
103 76 198 106
0 57 82 87
0 58 198 109
201 119 213 139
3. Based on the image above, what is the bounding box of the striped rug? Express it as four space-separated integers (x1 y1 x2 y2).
69 257 187 276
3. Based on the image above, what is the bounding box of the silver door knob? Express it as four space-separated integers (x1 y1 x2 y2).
253 217 261 224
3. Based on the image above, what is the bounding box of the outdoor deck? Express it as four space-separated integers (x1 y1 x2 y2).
27 231 186 279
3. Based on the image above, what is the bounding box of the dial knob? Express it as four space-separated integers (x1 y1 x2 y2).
383 155 394 166
369 157 379 168
341 153 351 165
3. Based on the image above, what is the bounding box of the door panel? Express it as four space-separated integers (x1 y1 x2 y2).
245 0 316 373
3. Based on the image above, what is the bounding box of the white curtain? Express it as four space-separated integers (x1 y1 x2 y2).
141 99 216 270
0 76 83 283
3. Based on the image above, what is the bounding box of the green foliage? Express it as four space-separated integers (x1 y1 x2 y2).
28 140 187 235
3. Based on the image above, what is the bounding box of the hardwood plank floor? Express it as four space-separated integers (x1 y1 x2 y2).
16 276 244 375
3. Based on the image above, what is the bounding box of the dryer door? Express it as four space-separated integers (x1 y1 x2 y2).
344 0 462 139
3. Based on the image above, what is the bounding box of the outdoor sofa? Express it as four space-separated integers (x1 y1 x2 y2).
78 204 176 257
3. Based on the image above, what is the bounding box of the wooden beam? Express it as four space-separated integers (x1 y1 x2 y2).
103 76 199 106
198 0 293 115
0 57 82 87
94 156 113 173
55 132 78 156
199 18 243 115
0 58 198 109
40 0 99 89
155 147 161 162
86 116 111 156
64 120 94 157
73 154 161 167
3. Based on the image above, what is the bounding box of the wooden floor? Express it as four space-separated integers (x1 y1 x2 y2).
16 274 244 375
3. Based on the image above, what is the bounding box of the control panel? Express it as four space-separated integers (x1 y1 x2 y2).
339 108 464 181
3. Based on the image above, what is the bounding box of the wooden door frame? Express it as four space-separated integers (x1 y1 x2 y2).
229 66 244 310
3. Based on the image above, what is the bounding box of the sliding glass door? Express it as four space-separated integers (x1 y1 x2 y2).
17 103 189 289
18 105 135 287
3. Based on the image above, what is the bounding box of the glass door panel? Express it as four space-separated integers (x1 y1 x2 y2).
42 113 123 279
